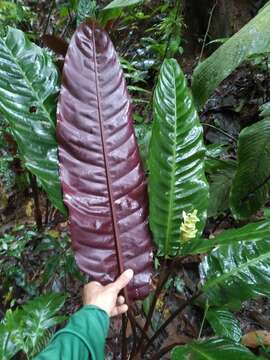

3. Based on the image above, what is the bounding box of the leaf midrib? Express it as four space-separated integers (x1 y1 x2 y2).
164 66 178 256
91 23 124 277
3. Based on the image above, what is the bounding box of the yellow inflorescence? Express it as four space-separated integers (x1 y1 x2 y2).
180 209 199 243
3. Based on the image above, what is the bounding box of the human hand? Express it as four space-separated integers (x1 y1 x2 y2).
82 269 134 317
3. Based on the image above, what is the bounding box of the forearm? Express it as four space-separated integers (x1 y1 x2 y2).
34 305 109 360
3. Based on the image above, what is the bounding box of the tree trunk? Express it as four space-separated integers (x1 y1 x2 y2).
182 0 254 59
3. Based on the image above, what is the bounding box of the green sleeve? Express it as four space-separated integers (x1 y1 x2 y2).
34 305 109 360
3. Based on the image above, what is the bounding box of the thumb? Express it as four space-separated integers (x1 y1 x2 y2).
113 269 134 292
85 281 103 292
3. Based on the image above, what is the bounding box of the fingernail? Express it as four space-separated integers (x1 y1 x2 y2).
126 269 134 278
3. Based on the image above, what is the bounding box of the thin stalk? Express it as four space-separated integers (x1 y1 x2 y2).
43 0 55 36
240 173 270 203
128 309 138 359
162 0 182 62
198 299 209 339
45 198 50 224
155 276 174 330
202 123 237 142
121 314 128 360
134 260 171 356
134 257 187 358
198 0 218 63
61 7 73 38
132 315 150 341
143 261 170 331
142 291 202 354
28 172 42 230
264 56 270 102
152 340 190 360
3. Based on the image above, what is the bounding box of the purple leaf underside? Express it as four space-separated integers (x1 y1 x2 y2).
57 21 153 301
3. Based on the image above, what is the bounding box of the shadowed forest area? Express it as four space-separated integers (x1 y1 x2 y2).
2 0 270 359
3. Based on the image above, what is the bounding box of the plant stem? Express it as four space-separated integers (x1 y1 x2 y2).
134 257 187 358
144 261 170 331
121 314 128 360
142 291 202 354
134 260 171 356
128 309 138 359
28 172 42 230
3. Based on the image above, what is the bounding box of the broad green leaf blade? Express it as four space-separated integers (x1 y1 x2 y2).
230 118 270 219
182 220 270 255
259 101 270 117
0 28 66 214
149 59 209 257
192 4 270 109
103 0 143 9
98 0 143 26
171 338 257 360
77 0 97 26
201 238 270 307
206 309 242 342
208 167 236 218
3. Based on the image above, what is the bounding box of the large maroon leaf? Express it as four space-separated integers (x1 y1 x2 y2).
57 20 153 301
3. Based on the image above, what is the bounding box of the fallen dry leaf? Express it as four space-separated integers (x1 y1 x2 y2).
25 199 34 217
241 330 270 348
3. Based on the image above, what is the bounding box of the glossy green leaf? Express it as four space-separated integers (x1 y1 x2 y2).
192 3 270 109
0 28 66 214
206 309 242 342
182 220 270 255
201 237 270 307
230 118 270 219
171 338 257 360
205 144 236 174
259 101 270 117
206 144 226 161
149 58 209 257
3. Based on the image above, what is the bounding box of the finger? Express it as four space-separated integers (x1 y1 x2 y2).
117 295 125 305
113 269 134 292
111 304 128 317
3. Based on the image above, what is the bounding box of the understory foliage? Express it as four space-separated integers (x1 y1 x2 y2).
1 1 270 359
